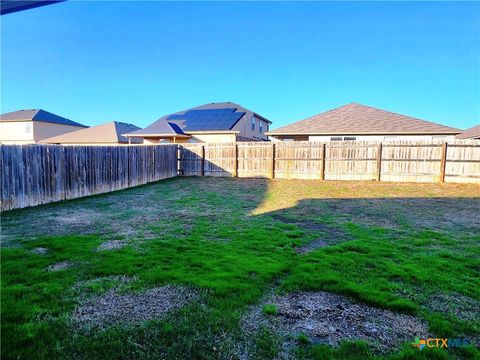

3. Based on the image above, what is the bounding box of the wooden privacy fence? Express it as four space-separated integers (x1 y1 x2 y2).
178 141 480 184
0 144 178 211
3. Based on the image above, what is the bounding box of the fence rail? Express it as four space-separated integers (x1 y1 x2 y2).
0 144 178 211
179 140 480 184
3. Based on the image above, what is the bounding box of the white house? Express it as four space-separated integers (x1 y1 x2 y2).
266 103 462 142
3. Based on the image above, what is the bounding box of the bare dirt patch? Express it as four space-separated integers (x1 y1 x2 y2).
273 214 351 252
71 285 198 331
47 261 74 272
243 291 428 353
97 240 127 252
73 275 136 292
31 247 48 255
427 293 480 323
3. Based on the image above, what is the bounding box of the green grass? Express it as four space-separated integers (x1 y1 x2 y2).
1 177 479 359
262 304 278 316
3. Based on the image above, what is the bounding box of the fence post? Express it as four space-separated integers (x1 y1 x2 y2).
233 143 238 177
176 144 181 175
321 143 326 180
376 142 383 181
201 145 205 177
270 143 276 179
440 142 447 183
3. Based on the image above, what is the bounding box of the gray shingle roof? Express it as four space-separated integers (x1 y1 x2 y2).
267 103 461 135
0 109 87 128
456 124 480 139
40 121 142 144
126 102 271 137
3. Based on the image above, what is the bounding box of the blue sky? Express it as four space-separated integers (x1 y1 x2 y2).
1 1 479 130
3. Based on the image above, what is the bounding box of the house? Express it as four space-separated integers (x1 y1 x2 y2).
266 103 462 142
40 121 142 145
125 102 272 143
0 109 87 144
456 125 480 140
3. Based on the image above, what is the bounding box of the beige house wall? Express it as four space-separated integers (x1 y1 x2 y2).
0 121 35 143
143 133 237 144
271 134 458 142
0 121 85 144
232 115 269 141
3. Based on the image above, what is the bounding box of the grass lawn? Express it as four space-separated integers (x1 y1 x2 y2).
1 177 479 359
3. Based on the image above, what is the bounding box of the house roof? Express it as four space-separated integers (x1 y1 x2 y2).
1 1 65 15
40 121 142 144
266 103 461 136
0 109 87 128
126 102 271 137
456 124 480 139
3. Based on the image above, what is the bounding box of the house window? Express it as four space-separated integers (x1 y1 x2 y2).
330 136 356 141
25 123 32 133
251 117 255 131
259 121 263 133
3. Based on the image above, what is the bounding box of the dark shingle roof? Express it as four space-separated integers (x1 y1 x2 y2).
126 102 271 137
456 124 480 139
267 103 461 135
0 109 87 127
40 121 142 144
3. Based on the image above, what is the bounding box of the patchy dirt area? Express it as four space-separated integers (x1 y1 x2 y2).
73 275 136 292
31 247 48 255
97 240 127 252
243 291 429 353
426 293 480 323
272 214 351 252
47 261 74 272
71 285 198 331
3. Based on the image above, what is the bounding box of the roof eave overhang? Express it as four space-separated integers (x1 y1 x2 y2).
253 113 272 124
125 133 190 138
0 119 87 127
186 130 240 134
266 131 462 136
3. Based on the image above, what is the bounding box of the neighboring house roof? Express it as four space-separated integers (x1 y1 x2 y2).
40 121 142 144
267 103 461 135
126 102 272 137
0 109 87 128
456 124 480 139
1 1 65 15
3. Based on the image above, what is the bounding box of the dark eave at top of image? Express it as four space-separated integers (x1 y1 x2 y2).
1 1 65 15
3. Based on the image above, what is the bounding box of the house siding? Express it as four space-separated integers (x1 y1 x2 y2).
143 133 237 144
232 115 269 141
0 121 85 144
271 134 458 142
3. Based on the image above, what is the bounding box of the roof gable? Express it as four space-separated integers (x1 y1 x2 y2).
0 109 87 128
268 103 461 135
126 102 272 137
456 124 480 139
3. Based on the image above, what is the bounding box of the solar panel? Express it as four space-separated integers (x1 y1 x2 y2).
167 108 246 131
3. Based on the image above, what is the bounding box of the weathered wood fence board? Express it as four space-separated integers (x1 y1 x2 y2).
0 144 178 211
179 140 480 184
